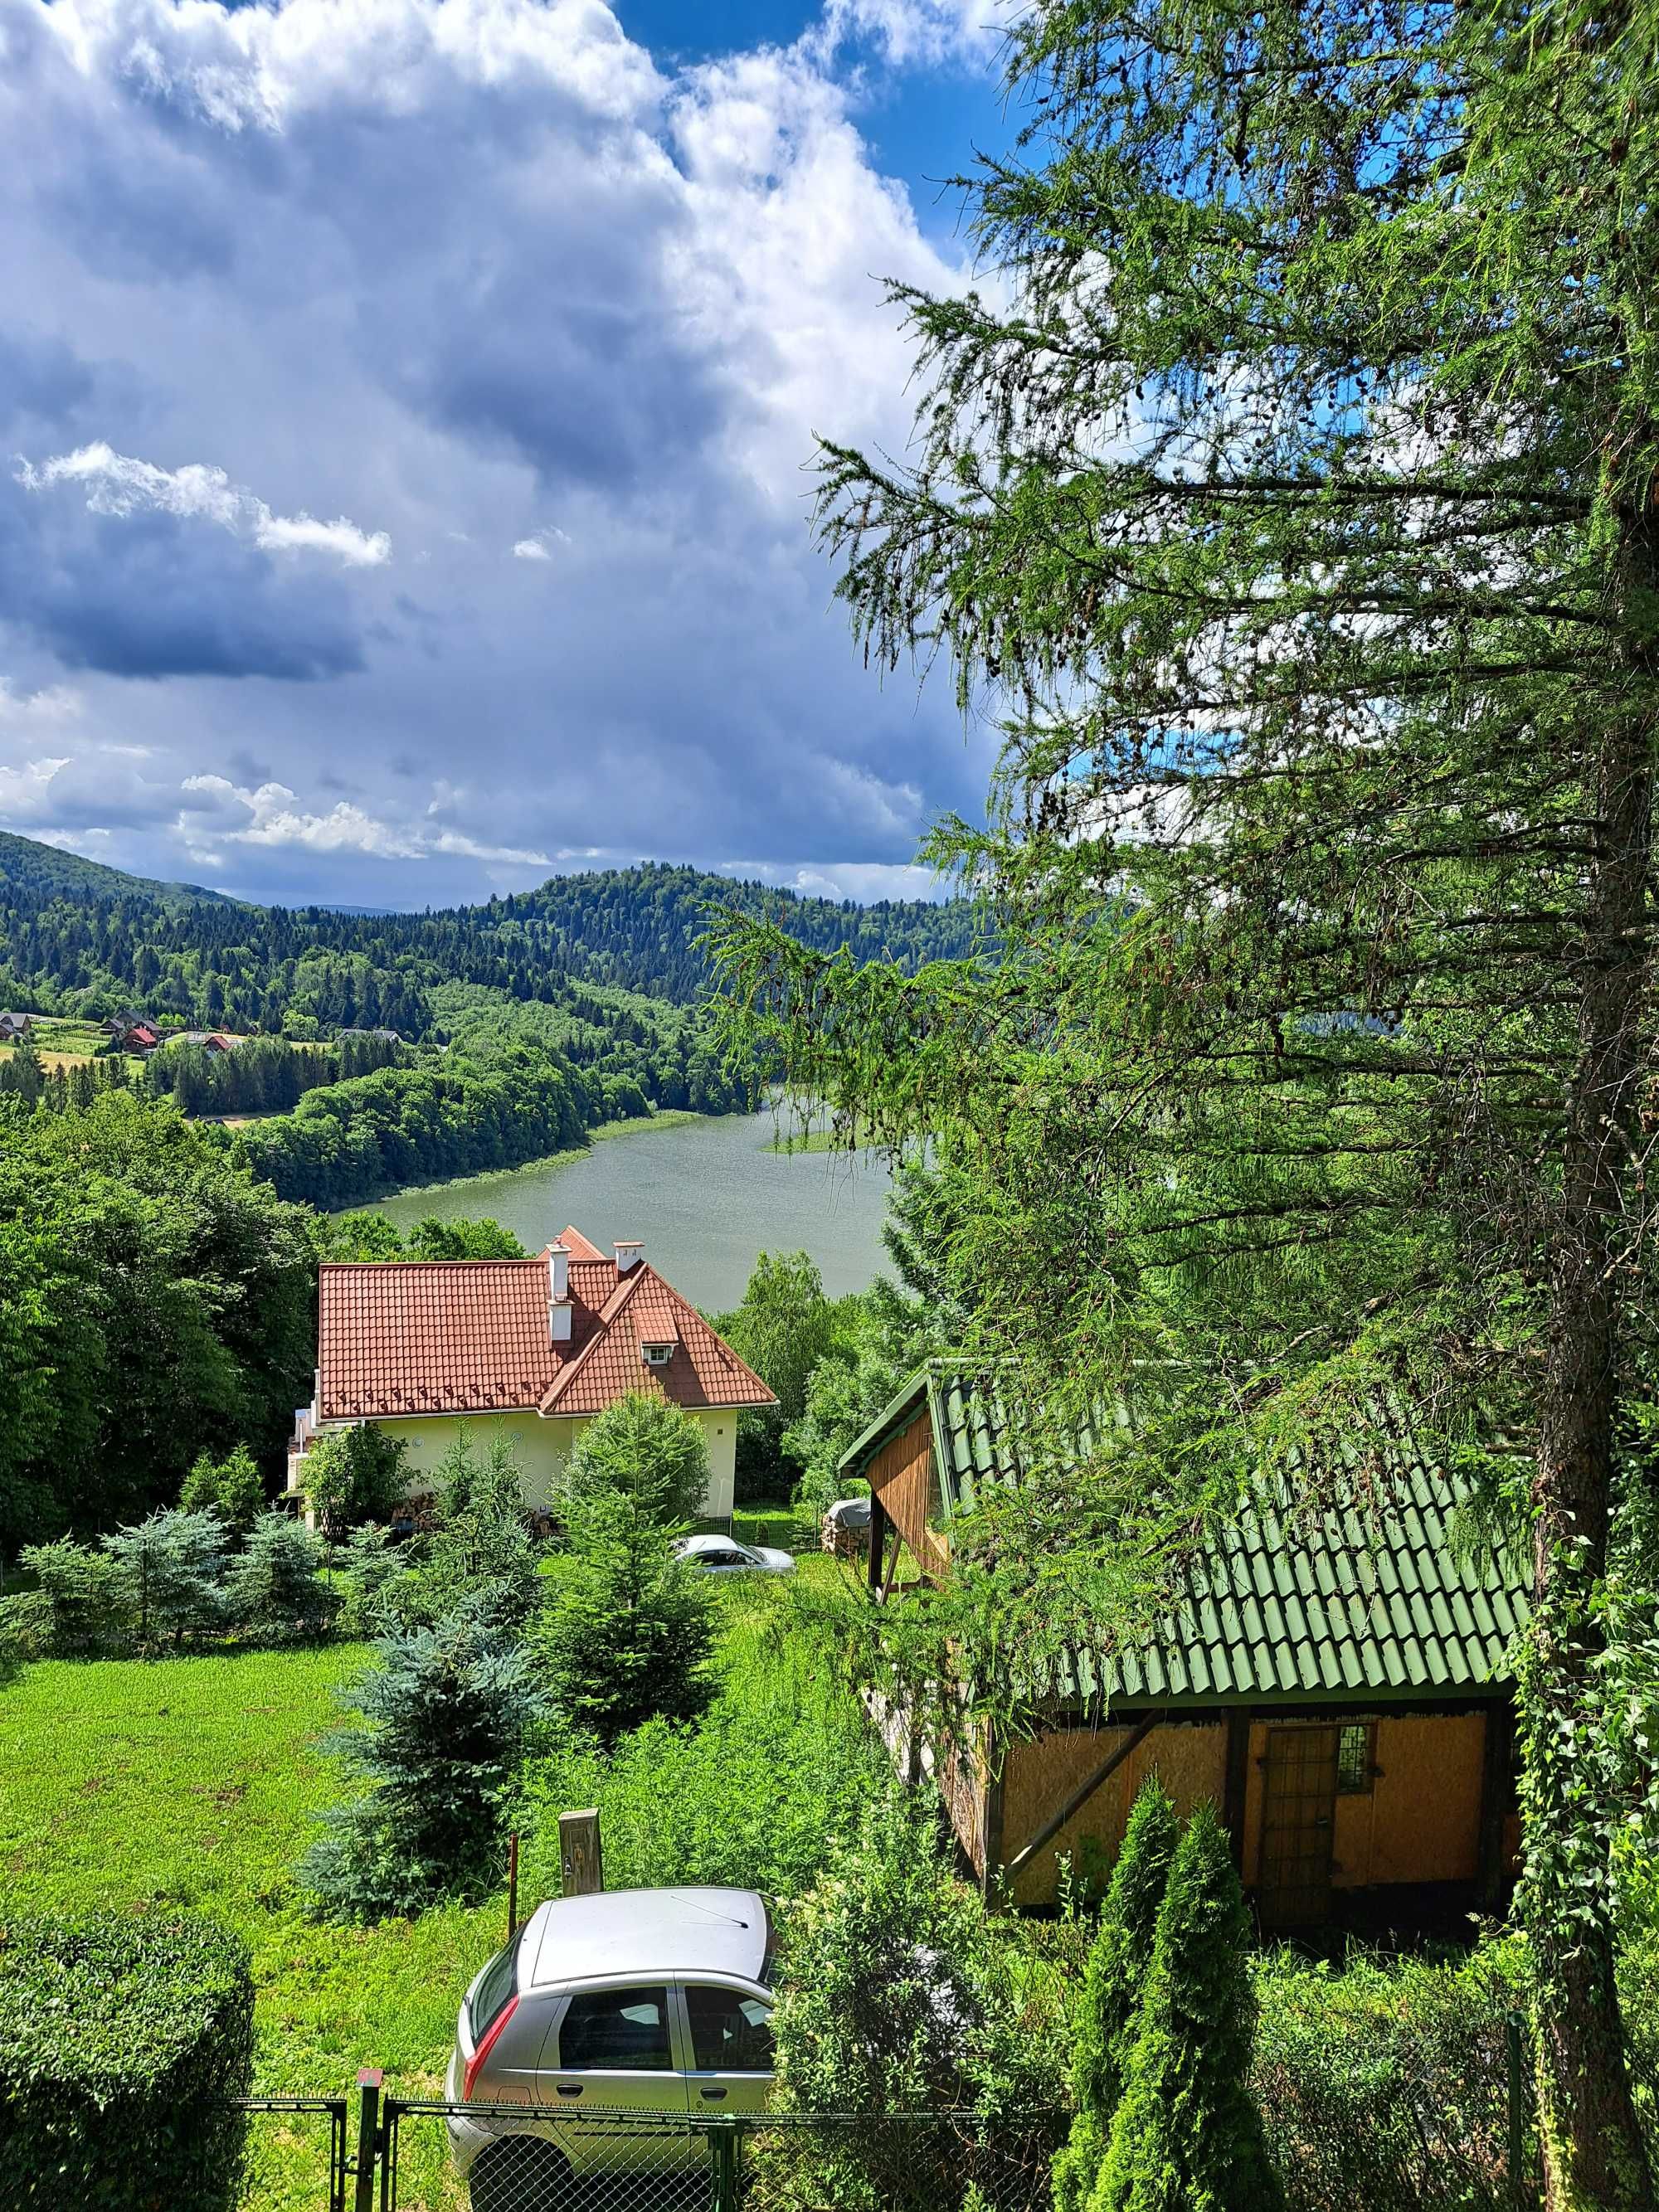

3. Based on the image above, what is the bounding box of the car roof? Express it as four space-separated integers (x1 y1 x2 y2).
678 1534 752 1556
522 1887 769 1991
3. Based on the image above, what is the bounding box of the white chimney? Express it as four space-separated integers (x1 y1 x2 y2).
615 1239 644 1273
548 1241 572 1343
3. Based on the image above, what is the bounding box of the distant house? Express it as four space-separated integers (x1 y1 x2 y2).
115 1021 162 1054
338 1026 401 1044
840 1364 1529 1932
0 1012 34 1042
288 1227 775 1522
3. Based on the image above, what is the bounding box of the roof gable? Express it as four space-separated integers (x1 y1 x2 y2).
316 1227 775 1423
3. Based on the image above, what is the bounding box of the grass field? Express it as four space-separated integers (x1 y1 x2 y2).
0 1014 145 1074
0 1505 832 2210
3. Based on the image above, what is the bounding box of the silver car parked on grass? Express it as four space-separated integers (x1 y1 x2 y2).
447 1887 776 2208
672 1534 795 1575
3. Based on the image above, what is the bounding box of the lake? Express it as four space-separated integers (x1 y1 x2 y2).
370 1110 893 1310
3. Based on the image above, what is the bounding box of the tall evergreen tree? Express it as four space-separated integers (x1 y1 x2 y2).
716 1 1659 2199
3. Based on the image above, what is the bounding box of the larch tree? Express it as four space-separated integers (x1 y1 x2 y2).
715 0 1659 2203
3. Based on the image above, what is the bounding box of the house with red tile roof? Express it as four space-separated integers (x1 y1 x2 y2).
286 1227 775 1523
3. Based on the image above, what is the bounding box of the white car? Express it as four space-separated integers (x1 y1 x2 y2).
673 1533 795 1575
447 1887 775 2208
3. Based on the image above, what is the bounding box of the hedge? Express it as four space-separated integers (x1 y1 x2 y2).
0 1913 254 2210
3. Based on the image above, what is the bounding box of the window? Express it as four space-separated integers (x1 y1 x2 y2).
1336 1723 1375 1795
558 1986 672 2071
643 1342 674 1367
684 1986 775 2073
469 1937 520 2039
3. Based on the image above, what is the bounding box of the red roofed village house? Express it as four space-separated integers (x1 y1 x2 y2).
288 1228 775 1523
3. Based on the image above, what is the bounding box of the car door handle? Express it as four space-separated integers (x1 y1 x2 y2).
557 2084 582 2098
700 2088 728 2102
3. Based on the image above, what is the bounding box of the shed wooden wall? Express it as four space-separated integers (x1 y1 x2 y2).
1000 1721 1228 1908
996 1709 1489 1908
868 1410 948 1578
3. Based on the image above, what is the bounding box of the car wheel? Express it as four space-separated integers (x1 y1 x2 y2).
468 2133 574 2212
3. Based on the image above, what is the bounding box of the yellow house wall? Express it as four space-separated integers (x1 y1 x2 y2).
1000 1723 1228 1908
297 1407 741 1519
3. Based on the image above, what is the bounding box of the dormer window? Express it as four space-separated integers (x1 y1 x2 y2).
642 1341 675 1368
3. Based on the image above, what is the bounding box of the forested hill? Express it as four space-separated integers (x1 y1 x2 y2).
0 839 978 1036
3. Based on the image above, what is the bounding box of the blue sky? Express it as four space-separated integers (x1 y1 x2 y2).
0 0 1018 906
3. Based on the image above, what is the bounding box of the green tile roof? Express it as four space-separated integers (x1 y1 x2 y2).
840 1364 1530 1709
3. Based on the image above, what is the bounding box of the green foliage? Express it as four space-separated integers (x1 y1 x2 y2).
533 1490 715 1745
0 1091 314 1549
520 1580 887 1896
102 1510 228 1647
224 1513 339 1645
303 1424 408 1539
180 1444 265 1543
1 1538 128 1658
407 1427 541 1631
1053 1781 1180 2212
564 1390 712 1527
300 1603 550 1922
1248 1940 1543 2212
713 1248 859 1500
0 1911 254 2211
403 1214 526 1258
1098 1806 1283 2212
338 1521 410 1638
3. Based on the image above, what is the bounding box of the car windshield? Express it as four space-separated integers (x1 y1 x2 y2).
469 1933 520 2040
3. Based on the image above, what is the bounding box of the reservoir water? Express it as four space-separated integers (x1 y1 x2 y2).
370 1110 893 1310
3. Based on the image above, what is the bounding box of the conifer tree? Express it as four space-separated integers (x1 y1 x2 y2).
1053 1780 1180 2212
225 1511 338 1644
1097 1806 1282 2212
717 0 1659 2195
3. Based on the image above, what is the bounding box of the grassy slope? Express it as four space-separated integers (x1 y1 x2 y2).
0 1510 830 2209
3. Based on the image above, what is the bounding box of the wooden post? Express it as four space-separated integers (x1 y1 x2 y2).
559 1808 603 1896
352 2069 382 2212
866 1495 888 1597
506 1830 519 1944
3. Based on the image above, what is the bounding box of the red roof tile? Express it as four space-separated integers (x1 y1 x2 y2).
316 1225 775 1423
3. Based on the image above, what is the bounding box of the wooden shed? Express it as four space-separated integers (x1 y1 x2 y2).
839 1365 1530 1932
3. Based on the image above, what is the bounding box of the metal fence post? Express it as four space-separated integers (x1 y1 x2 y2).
353 2068 383 2212
1506 2010 1528 2204
708 2116 741 2212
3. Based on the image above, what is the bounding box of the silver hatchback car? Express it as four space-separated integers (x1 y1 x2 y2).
446 1887 775 2208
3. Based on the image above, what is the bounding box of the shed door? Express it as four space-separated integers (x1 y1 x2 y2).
1258 1726 1339 1929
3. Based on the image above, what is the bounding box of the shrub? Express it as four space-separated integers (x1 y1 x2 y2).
337 1520 409 1637
1098 1803 1283 2212
224 1511 339 1643
300 1600 550 1921
563 1392 711 1526
304 1424 408 1539
1 1537 128 1657
1249 1939 1536 2212
178 1445 264 1544
101 1510 226 1646
764 1789 1066 2210
1053 1780 1180 2212
0 1912 254 2210
533 1490 714 1744
410 1427 541 1631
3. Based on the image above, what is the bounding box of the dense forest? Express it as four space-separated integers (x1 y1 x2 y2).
0 839 980 1037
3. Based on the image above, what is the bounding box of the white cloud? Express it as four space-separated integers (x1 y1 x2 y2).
0 756 73 821
17 443 392 566
0 680 82 724
511 537 553 561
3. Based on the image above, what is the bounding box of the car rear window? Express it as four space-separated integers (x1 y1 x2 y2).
469 1936 520 2040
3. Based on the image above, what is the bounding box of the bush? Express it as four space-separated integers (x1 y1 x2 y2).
408 1427 541 1631
1249 1940 1535 2212
0 1912 254 2210
1053 1780 1180 2212
304 1424 408 1539
178 1446 264 1544
763 1790 1065 2210
1 1537 128 1656
300 1601 550 1921
1099 1803 1283 2212
533 1490 714 1744
563 1392 711 1526
338 1520 409 1637
101 1510 226 1646
223 1511 339 1643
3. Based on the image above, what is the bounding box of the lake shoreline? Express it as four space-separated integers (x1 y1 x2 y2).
328 1107 706 1215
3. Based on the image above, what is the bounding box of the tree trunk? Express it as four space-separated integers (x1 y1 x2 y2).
1528 517 1657 2212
